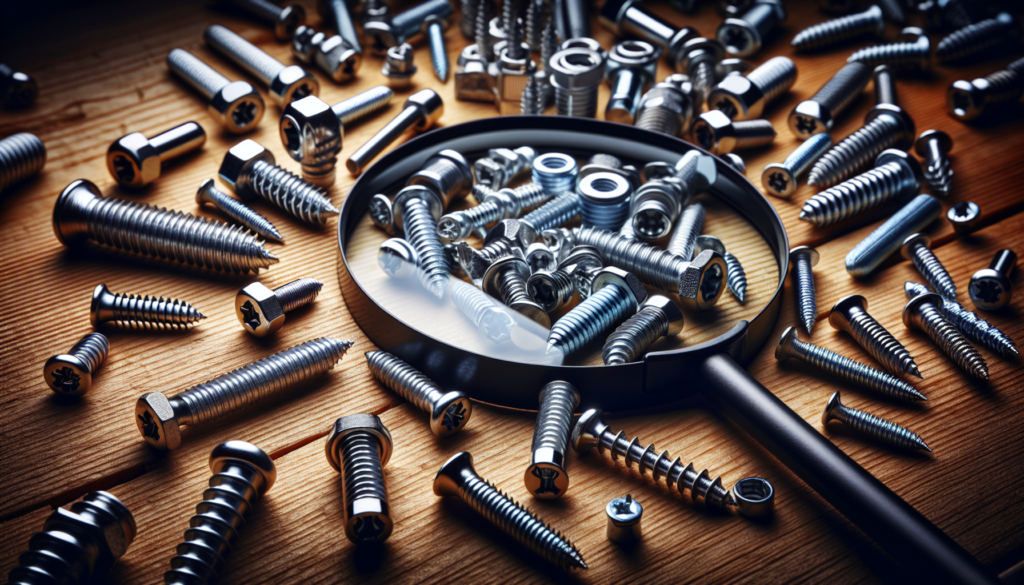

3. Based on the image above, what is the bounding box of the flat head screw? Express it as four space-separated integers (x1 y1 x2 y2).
326 414 394 544
914 130 954 197
790 246 819 335
606 494 643 543
970 249 1017 311
525 381 581 498
903 294 989 380
106 122 206 189
821 392 931 452
365 351 472 437
829 294 921 378
905 281 1018 358
167 49 265 134
0 132 45 195
236 277 324 337
91 283 206 330
762 133 832 199
205 24 319 107
791 5 885 52
225 0 306 40
901 233 957 302
197 179 284 244
347 89 444 175
43 332 109 397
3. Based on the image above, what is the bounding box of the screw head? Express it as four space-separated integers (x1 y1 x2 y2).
820 391 843 426
644 295 685 336
219 140 276 193
210 81 265 134
947 201 981 235
899 232 931 262
90 283 117 327
378 238 418 279
902 292 943 330
570 408 607 453
762 162 796 198
405 89 445 131
788 100 832 139
680 249 727 311
107 133 160 188
211 440 277 494
828 294 868 333
947 79 984 121
392 185 443 232
717 18 761 58
969 269 1012 311
280 95 342 171
593 267 647 309
692 110 737 155
430 391 473 438
326 413 394 472
273 4 306 41
789 245 820 267
732 477 775 520
525 450 570 499
865 104 915 148
236 282 286 337
135 392 182 450
43 353 93 396
914 130 953 157
708 70 765 120
433 451 476 497
269 65 320 107
606 494 643 543
876 149 923 194
773 325 801 362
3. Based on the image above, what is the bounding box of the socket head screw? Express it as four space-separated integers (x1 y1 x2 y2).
106 122 207 189
219 139 275 193
915 129 952 158
970 250 1016 311
213 440 278 492
135 392 182 450
732 477 774 519
235 282 287 337
280 95 342 186
723 153 746 174
645 294 686 336
709 71 763 120
378 238 419 278
947 201 980 235
211 81 265 134
271 64 320 107
483 256 551 327
593 267 648 310
606 494 643 543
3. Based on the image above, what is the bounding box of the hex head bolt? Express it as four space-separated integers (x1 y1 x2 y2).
235 277 323 337
821 392 931 452
947 201 980 235
936 13 1021 65
197 179 284 244
292 25 362 83
846 194 942 277
915 130 954 197
204 24 319 107
523 381 581 499
0 62 38 107
905 281 1019 358
791 5 885 52
602 295 684 364
106 122 206 189
438 183 549 241
325 414 395 544
901 233 957 302
947 68 1024 122
135 337 353 450
667 202 706 261
599 0 698 71
43 332 109 396
279 87 395 186
167 49 265 134
606 494 643 543
364 0 455 56
692 111 776 155
801 149 923 227
708 56 796 121
364 350 472 436
53 180 278 273
830 295 921 378
970 250 1017 311
165 441 277 583
808 103 916 189
347 89 444 175
695 235 748 303
762 134 831 199
788 62 872 140
319 0 363 55
547 267 646 357
634 82 694 137
6 491 136 584
904 293 989 380
716 0 787 58
790 246 819 335
604 41 661 124
0 132 45 194
847 28 932 70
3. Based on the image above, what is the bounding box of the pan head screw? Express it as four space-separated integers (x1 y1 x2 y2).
947 201 980 235
326 414 394 544
378 238 419 278
606 494 643 543
365 351 472 437
970 250 1016 311
43 333 109 397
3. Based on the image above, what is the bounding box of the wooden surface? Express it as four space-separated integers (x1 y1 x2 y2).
2 1 1024 583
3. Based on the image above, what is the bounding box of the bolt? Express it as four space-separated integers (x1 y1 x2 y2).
167 49 265 134
830 295 921 378
474 146 536 189
549 47 604 117
762 134 831 199
225 0 305 40
846 194 942 277
424 16 452 82
197 178 284 244
605 494 643 543
527 245 603 311
708 56 797 120
326 414 395 543
788 62 872 139
792 5 885 51
847 27 931 70
6 491 136 583
439 183 549 241
235 277 323 337
0 62 37 108
205 24 319 106
627 177 688 241
0 132 45 194
599 0 698 71
106 122 206 189
716 0 787 58
667 202 706 261
364 0 455 56
695 235 747 303
364 350 473 436
634 81 694 137
451 279 519 343
905 281 1018 358
482 256 551 327
602 295 684 364
821 392 931 451
790 246 819 335
348 89 444 175
947 201 980 235
292 26 362 83
136 338 353 450
319 0 363 54
692 111 776 155
605 41 661 124
801 149 923 227
43 332 109 397
775 327 926 401
901 233 956 302
808 103 916 188
548 267 646 357
524 381 580 499
904 293 989 379
947 68 1024 122
914 130 954 197
970 249 1017 311
392 186 450 298
936 13 1021 64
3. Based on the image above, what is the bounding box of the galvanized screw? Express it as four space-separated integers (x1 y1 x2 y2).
692 111 776 155
904 293 988 380
970 249 1017 312
606 495 643 543
205 24 319 106
627 177 689 241
90 283 206 332
0 62 38 108
847 28 931 70
364 0 455 56
365 350 473 436
0 132 45 194
235 277 323 337
524 381 580 499
326 414 395 544
846 194 942 277
438 183 549 241
167 49 265 134
821 392 931 451
106 122 206 189
901 233 956 302
320 0 363 54
801 149 923 227
521 193 582 234
667 203 705 261
484 256 551 327
602 295 684 364
762 133 831 198
787 62 872 139
225 0 305 40
947 201 980 235
808 102 916 188
790 246 819 335
548 267 646 357
695 235 748 303
791 5 885 52
197 179 284 244
914 130 954 196
829 294 920 378
905 281 1018 357
947 67 1024 122
716 0 787 58
348 89 444 175
43 332 109 397
936 13 1021 64
708 55 797 120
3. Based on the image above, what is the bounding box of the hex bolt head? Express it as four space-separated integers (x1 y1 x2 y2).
106 122 206 188
325 414 394 544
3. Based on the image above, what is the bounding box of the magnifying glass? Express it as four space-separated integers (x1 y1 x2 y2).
337 116 995 584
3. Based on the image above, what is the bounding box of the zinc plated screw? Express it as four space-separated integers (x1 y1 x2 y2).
694 235 748 303
762 134 831 198
776 327 927 401
626 176 690 241
525 381 580 499
425 16 452 82
451 279 518 343
947 201 980 235
438 183 549 241
716 0 788 58
947 68 1024 122
43 332 109 396
901 233 956 301
0 62 38 108
326 414 395 544
667 203 706 261
527 245 602 311
708 55 797 121
106 122 206 189
319 0 363 54
602 295 684 364
225 0 305 40
548 267 646 357
91 283 205 330
484 256 551 327
393 186 451 298
970 249 1017 311
846 194 942 277
847 28 931 70
936 13 1021 65
791 5 885 52
808 103 916 188
599 0 698 72
197 179 284 244
165 441 276 583
167 49 265 134
634 81 694 137
205 25 319 107
904 293 989 379
364 0 455 56
0 132 46 194
788 62 872 139
135 337 353 450
521 193 582 234
801 149 923 227
790 246 819 335
292 25 362 84
348 89 444 175
905 281 1018 357
606 494 643 544
235 277 323 337
915 130 954 197
829 295 921 378
692 111 776 155
822 392 931 451
365 350 472 436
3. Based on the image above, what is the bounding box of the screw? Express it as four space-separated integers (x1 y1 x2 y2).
381 43 418 88
235 277 323 337
475 0 497 62
525 0 549 51
790 246 819 335
829 295 921 378
364 0 455 56
548 48 604 118
438 183 549 241
451 279 519 343
537 22 558 108
947 201 980 235
901 233 956 302
369 193 396 235
905 281 1018 358
6 491 136 584
604 41 661 124
225 0 305 40
947 68 1024 122
776 327 926 401
0 62 38 108
602 295 684 364
846 194 942 277
524 381 580 499
0 132 45 194
90 283 206 332
474 146 537 189
678 38 724 105
43 332 109 397
722 152 746 174
692 111 776 155
527 245 603 311
424 16 452 82
521 193 582 234
792 5 885 52
378 237 418 279
548 267 646 357
167 49 265 134
914 130 954 197
667 203 706 261
904 293 989 379
821 392 931 451
808 103 916 188
326 414 395 543
695 235 748 303
106 122 206 189
606 494 643 543
392 187 450 298
847 27 931 71
135 337 353 450
708 56 797 120
348 89 444 175
936 13 1021 64
762 134 831 198
634 81 694 137
365 350 472 436
872 63 899 106
205 24 319 106
627 177 689 241
801 149 923 227
292 25 362 83
716 0 787 58
599 0 698 71
320 0 363 54
788 62 872 139
197 179 284 244
483 256 551 327
970 249 1017 311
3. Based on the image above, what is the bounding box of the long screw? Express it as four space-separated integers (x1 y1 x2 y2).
348 89 444 175
947 68 1024 122
846 194 942 277
762 134 831 198
708 56 797 120
822 392 931 452
205 25 318 106
434 451 588 570
460 0 477 38
829 295 920 378
776 327 926 401
106 122 206 189
666 203 705 261
915 130 954 197
847 30 931 70
548 268 645 357
0 132 45 194
451 279 517 344
0 62 38 108
901 233 956 302
602 295 684 364
904 293 988 380
525 381 580 499
91 283 205 330
788 62 872 139
135 338 353 450
43 332 109 396
808 104 916 188
320 0 362 54
790 246 819 335
521 193 582 234
425 16 451 81
936 13 1021 65
791 5 885 51
438 183 549 241
165 441 276 583
225 0 305 40
6 491 136 584
801 149 923 227
326 414 394 544
235 277 323 337
365 350 472 437
905 282 1018 358
167 48 265 134
197 179 284 244
393 186 451 298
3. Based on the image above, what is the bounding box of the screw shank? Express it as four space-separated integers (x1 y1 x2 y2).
150 122 206 161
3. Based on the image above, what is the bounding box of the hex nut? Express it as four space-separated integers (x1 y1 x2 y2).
325 413 394 472
644 295 685 336
236 282 286 337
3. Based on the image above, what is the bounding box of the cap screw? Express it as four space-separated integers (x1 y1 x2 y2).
325 414 395 544
205 24 319 106
167 49 265 134
106 122 206 189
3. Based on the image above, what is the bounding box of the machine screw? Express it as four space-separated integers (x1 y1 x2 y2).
634 81 694 137
666 203 705 261
788 62 872 139
381 43 417 88
6 491 136 584
326 414 395 543
424 16 452 81
905 281 1018 357
548 267 646 357
451 279 518 343
970 250 1017 312
348 89 444 174
901 233 956 301
167 49 265 134
606 495 643 543
790 246 819 335
694 235 747 303
320 0 363 54
106 122 206 189
791 5 885 51
846 194 942 277
205 24 319 106
364 0 455 56
801 149 923 227
947 68 1024 122
847 27 931 70
692 111 776 155
226 0 305 40
936 13 1021 64
43 332 109 396
829 295 920 378
947 201 980 235
135 337 353 450
438 183 549 241
599 0 698 71
434 451 588 570
365 351 473 436
0 62 37 108
776 327 926 401
524 381 580 499
808 103 915 188
716 0 787 58
602 295 684 364
678 38 724 105
235 277 323 337
91 283 205 331
626 176 689 241
604 41 661 124
292 25 362 83
197 179 284 244
822 392 931 451
0 132 46 194
708 56 797 120
483 256 551 327
904 293 989 379
914 130 954 197
762 134 831 198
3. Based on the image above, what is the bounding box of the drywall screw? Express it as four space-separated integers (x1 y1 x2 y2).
326 414 394 544
790 246 819 335
604 41 661 124
235 277 323 337
219 139 338 224
847 28 931 70
775 327 926 401
319 0 362 54
348 89 444 174
677 37 723 106
801 149 923 227
970 249 1017 311
692 111 776 155
90 283 206 330
788 62 872 139
634 81 694 137
822 392 931 451
667 203 706 261
43 332 109 396
364 0 455 56
694 235 747 303
947 201 980 235
936 13 1021 64
167 49 265 134
205 24 319 106
0 132 46 194
762 134 831 198
165 441 276 583
606 494 643 543
434 451 588 570
521 192 582 234
135 337 353 450
708 55 797 120
225 0 305 40
905 281 1018 358
808 103 916 188
901 233 956 302
425 16 451 81
524 381 580 499
474 146 537 190
791 5 885 51
438 183 549 241
716 0 787 58
0 62 37 107
106 122 206 189
451 279 518 343
197 179 284 244
365 350 472 436
846 194 942 277
602 295 684 364
904 293 989 379
829 295 920 378
548 267 646 357
292 25 362 83
914 130 953 197
947 68 1024 122
6 491 136 584
483 256 551 327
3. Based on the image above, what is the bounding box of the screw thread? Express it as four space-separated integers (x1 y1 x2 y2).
785 133 832 179
531 381 580 457
243 160 338 224
575 227 690 294
521 75 542 114
227 0 287 25
205 24 284 85
915 304 988 379
512 182 551 209
274 277 323 313
167 48 229 98
528 268 576 311
521 193 581 232
338 431 389 518
100 292 205 329
808 114 905 187
847 38 930 69
792 6 884 51
922 152 953 198
794 253 817 334
908 244 956 302
525 0 548 51
539 24 557 106
476 0 495 61
748 56 798 105
810 62 873 116
688 59 715 104
451 281 516 341
440 199 503 240
495 264 533 307
198 181 284 244
936 14 1020 63
428 23 450 81
905 282 1018 357
0 132 46 194
394 0 453 41
635 92 686 136
846 195 942 277
602 304 671 364
974 70 1024 107
460 0 477 37
801 161 914 226
555 84 600 117
845 308 918 377
666 203 705 260
403 197 450 298
724 252 747 303
832 403 929 451
730 119 778 150
792 339 926 401
365 350 445 412
333 86 395 126
532 156 578 195
548 284 634 356
414 155 472 204
68 332 109 374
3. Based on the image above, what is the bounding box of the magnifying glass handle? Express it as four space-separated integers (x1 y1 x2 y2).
698 352 997 585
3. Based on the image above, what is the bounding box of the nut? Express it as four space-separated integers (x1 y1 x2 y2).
218 139 275 194
235 282 286 337
708 72 764 120
549 48 604 91
592 267 647 309
679 249 727 311
106 133 161 188
209 80 265 134
135 392 182 450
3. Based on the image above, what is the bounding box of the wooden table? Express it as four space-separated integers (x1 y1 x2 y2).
2 1 1023 582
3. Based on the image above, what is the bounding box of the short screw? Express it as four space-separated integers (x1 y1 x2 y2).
235 277 323 337
425 16 452 82
604 40 661 124
365 350 473 436
692 111 776 155
438 183 549 241
821 392 931 451
808 103 916 188
90 283 206 331
106 122 206 189
524 381 580 498
790 246 819 335
905 281 1018 358
667 203 705 261
762 133 832 198
0 62 38 108
788 62 872 139
716 0 787 58
348 89 444 175
167 49 265 134
678 37 723 106
947 201 980 235
599 0 698 71
775 327 927 401
205 24 319 106
970 249 1017 312
451 279 518 343
0 132 46 194
847 28 931 71
846 194 942 277
626 176 689 241
381 43 418 88
606 494 643 543
947 68 1024 122
527 245 603 312
936 13 1021 65
801 149 923 227
695 235 748 303
904 293 989 380
364 0 455 56
484 256 551 327
791 5 885 52
602 295 684 364
135 338 353 450
165 441 276 582
634 81 694 137
708 55 797 120
548 267 646 357
829 295 920 378
225 0 305 40
43 332 109 396
320 0 363 54
197 179 284 244
914 130 954 197
901 233 956 302
292 25 362 83
326 414 395 543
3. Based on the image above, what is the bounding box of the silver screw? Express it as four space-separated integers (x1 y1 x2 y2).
634 81 694 137
320 0 363 54
790 246 819 335
762 133 831 198
525 0 548 51
425 16 452 81
474 146 537 190
914 130 954 197
521 193 582 234
370 194 396 235
936 13 1021 64
538 22 558 107
451 279 518 343
0 62 38 107
970 249 1017 312
43 332 109 397
602 295 684 364
627 177 689 241
691 111 776 155
787 62 872 139
91 283 205 331
801 149 923 227
947 67 1024 122
483 256 551 327
364 0 455 56
708 55 797 120
225 0 305 40
678 38 724 105
365 350 473 436
527 245 603 312
808 103 916 188
905 281 1018 358
325 414 395 544
846 194 942 277
378 237 418 278
901 233 957 302
521 74 543 114
716 0 787 58
235 277 323 337
197 179 284 244
829 295 921 378
167 49 265 134
394 187 450 298
0 132 45 194
434 451 588 570
525 381 580 499
204 24 319 106
791 5 885 52
605 41 661 124
548 267 646 357
904 293 989 380
136 338 353 450
821 392 931 452
947 201 980 235
695 235 748 303
475 0 497 62
606 494 643 544
775 327 927 402
873 63 899 105
722 152 746 174
667 203 706 260
438 183 549 241
347 89 444 175
847 28 931 70
106 122 206 189
381 43 417 88
292 25 362 83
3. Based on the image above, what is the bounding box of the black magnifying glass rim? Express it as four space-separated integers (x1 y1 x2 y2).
337 116 789 413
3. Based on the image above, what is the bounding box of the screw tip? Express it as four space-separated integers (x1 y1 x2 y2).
907 362 923 379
